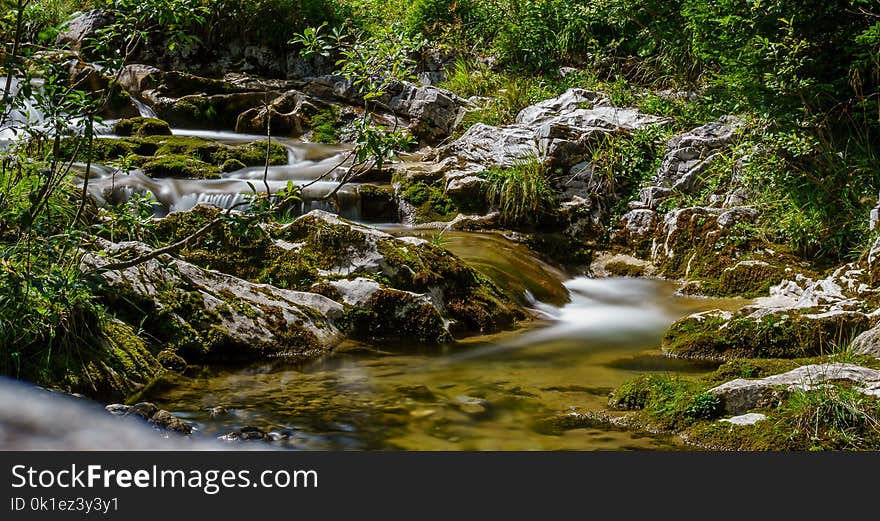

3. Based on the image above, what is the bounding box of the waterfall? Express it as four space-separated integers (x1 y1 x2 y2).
132 98 158 119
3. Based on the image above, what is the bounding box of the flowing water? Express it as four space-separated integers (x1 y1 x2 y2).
79 130 362 218
2 102 750 449
142 231 747 450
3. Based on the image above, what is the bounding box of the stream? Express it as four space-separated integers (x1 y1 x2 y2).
5 109 751 449
140 233 746 450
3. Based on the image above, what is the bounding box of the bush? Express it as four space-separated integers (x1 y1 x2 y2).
484 158 556 227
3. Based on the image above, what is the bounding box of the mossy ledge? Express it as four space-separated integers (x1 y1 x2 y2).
662 309 871 361
56 135 287 178
605 355 880 450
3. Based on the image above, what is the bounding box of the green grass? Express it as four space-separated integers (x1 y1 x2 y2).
484 158 556 228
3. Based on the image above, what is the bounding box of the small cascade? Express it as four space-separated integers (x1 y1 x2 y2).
132 98 158 119
0 76 45 143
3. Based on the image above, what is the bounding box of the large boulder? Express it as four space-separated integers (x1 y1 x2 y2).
628 116 743 211
83 238 345 363
56 10 114 52
430 88 667 205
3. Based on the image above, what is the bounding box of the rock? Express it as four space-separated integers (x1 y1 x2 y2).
207 406 229 418
149 410 192 435
655 116 742 192
591 253 655 278
222 426 268 441
157 349 188 372
118 64 162 96
105 404 131 416
278 210 523 337
81 237 345 362
113 117 172 137
663 306 871 360
124 402 159 421
611 209 658 256
432 88 667 213
56 10 113 52
851 322 880 358
329 278 382 306
0 378 220 449
709 363 880 414
719 413 767 425
387 82 466 141
453 396 490 416
717 206 759 229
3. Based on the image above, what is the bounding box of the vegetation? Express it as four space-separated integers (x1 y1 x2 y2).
484 159 556 228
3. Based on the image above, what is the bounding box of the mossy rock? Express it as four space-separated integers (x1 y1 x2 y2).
44 320 161 402
154 205 272 280
608 373 722 431
140 155 220 179
604 260 647 277
662 310 872 360
56 135 286 172
308 106 342 143
399 179 458 223
221 158 247 172
343 288 452 344
113 117 172 137
158 71 245 97
375 238 523 335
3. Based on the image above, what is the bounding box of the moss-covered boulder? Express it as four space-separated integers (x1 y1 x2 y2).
140 155 220 179
151 207 525 343
113 117 172 137
663 308 871 360
83 238 344 364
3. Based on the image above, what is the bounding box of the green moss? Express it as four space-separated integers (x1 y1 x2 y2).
157 349 187 371
43 319 161 402
400 180 458 223
140 155 220 179
258 246 320 291
309 106 341 143
159 71 242 96
604 261 647 277
278 215 369 270
375 238 523 335
221 158 247 172
154 205 273 281
343 288 452 344
662 310 872 360
706 354 880 384
608 373 721 430
113 117 172 137
56 135 286 172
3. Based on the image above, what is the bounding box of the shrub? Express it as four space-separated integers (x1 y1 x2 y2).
484 158 556 227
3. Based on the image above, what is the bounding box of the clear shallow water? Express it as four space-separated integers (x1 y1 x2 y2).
143 234 747 451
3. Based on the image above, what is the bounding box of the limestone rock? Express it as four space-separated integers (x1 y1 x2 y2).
851 322 880 358
709 363 880 414
81 238 344 362
56 10 113 52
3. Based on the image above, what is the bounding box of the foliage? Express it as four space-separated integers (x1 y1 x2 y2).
484 158 556 228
